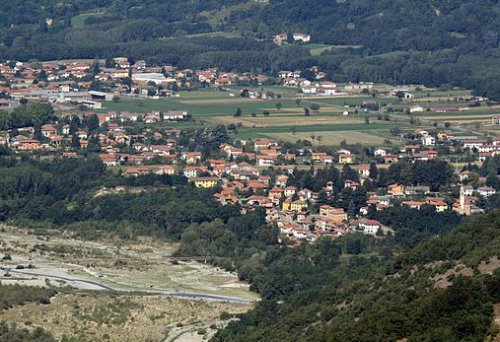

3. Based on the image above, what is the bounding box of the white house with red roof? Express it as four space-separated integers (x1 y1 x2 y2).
358 220 381 235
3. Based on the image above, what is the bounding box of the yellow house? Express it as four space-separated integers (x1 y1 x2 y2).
291 200 308 212
387 184 405 196
184 152 202 165
319 205 347 223
312 153 328 163
282 198 292 211
437 131 448 141
339 153 354 164
191 177 218 188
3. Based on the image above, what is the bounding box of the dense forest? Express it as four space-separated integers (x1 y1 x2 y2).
2 1 500 98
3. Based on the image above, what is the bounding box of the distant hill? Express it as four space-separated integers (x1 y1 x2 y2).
1 0 500 99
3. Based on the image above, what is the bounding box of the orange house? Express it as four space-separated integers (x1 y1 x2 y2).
16 139 43 150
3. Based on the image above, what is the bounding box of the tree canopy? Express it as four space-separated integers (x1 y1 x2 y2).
3 1 500 98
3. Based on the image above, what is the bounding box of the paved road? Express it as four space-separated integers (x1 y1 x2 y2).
8 269 256 304
168 291 255 303
9 269 116 291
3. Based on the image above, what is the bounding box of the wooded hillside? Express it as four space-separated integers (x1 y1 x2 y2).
2 1 500 99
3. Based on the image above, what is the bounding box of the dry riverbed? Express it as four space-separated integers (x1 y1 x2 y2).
0 225 257 341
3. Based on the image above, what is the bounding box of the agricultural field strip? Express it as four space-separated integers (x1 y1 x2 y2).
265 131 395 145
237 123 392 134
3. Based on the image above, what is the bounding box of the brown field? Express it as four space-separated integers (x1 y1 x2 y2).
42 59 102 66
272 107 342 114
299 94 355 100
420 114 496 120
451 161 481 169
206 115 362 127
413 96 473 103
0 293 251 342
266 130 396 145
180 98 263 105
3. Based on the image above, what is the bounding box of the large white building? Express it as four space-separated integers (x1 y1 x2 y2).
132 73 172 85
293 33 311 43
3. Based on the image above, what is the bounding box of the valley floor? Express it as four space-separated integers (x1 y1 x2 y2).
0 225 257 341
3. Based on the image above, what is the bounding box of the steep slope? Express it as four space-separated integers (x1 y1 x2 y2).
214 211 500 341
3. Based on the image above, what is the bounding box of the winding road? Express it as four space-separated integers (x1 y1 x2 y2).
9 269 116 291
8 269 256 304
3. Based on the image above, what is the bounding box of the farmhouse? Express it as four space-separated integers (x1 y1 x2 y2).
164 110 189 120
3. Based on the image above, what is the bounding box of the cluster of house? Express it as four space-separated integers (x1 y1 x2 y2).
278 70 376 97
208 158 494 242
186 135 497 242
277 69 333 90
225 177 394 242
409 105 470 114
2 54 500 245
273 32 311 45
1 91 499 243
97 110 190 124
410 128 500 162
461 137 500 161
1 109 190 151
0 60 271 110
300 81 341 96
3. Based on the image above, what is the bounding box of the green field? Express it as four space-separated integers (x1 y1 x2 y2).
97 87 440 145
101 97 299 117
198 0 267 28
162 31 242 40
264 130 401 146
227 85 300 97
303 97 398 107
235 122 402 141
71 13 103 28
305 43 362 56
100 87 326 117
416 110 500 117
379 86 500 141
430 117 492 122
412 90 472 98
101 89 394 117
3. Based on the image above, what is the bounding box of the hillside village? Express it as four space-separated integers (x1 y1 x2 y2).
0 58 499 244
4 3 500 342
